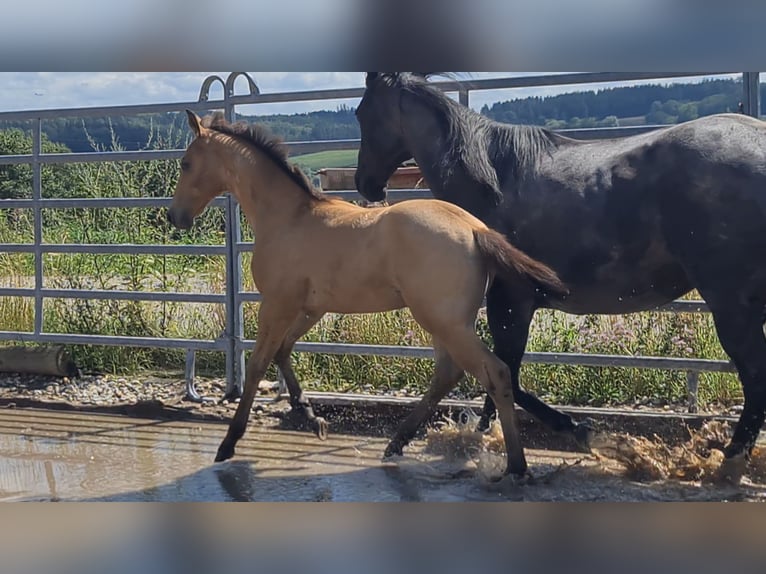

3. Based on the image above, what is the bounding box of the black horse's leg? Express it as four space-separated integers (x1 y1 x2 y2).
701 296 766 482
479 281 593 449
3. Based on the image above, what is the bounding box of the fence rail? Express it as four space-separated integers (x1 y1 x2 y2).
0 71 760 409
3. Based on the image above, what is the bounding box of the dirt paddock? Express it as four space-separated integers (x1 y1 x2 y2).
0 374 764 501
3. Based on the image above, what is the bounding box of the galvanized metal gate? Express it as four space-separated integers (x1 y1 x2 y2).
0 72 760 409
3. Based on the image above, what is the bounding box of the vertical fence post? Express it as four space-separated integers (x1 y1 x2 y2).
32 118 44 336
184 349 202 401
686 371 700 414
223 91 245 397
742 72 761 118
459 88 469 108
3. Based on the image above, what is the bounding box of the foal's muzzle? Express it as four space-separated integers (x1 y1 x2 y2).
167 207 193 230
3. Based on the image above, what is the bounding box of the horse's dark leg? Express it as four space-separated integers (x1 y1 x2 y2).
701 296 766 482
383 342 464 458
477 395 497 431
480 281 593 449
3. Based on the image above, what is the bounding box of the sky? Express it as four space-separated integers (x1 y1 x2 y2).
0 72 739 117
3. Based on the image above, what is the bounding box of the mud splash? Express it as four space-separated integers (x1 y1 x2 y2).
425 415 766 488
424 412 506 459
592 421 766 485
424 414 512 483
590 421 730 482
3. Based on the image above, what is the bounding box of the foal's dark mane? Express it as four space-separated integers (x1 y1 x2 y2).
202 113 327 201
384 73 560 188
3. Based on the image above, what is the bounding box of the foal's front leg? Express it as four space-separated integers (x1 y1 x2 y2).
215 301 301 463
273 312 329 440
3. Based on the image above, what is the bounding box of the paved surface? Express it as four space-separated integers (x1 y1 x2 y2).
0 407 763 501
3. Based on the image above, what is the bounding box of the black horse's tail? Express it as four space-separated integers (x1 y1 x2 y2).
473 228 568 298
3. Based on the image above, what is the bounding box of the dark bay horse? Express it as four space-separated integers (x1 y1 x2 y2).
354 72 766 482
168 110 568 476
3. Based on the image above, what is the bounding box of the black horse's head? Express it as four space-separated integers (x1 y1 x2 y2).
354 72 416 203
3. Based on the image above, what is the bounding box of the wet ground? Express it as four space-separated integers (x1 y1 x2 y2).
1 407 765 501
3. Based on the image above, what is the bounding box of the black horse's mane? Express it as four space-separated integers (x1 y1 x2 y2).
379 73 560 195
201 112 327 202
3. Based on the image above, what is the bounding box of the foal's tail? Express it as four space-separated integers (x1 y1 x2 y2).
473 228 569 298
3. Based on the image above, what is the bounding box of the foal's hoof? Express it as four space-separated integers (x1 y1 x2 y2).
313 417 329 441
503 471 534 486
485 469 534 491
220 388 241 404
506 460 529 480
215 443 236 463
573 419 597 452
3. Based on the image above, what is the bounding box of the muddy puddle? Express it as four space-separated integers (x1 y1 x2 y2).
0 407 764 501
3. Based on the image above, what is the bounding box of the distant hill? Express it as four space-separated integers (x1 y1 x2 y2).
481 78 761 129
0 78 763 153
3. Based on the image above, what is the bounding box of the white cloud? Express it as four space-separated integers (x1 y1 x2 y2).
0 72 368 114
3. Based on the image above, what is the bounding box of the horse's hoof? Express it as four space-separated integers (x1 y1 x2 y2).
215 443 235 463
313 417 329 441
383 442 404 460
573 419 596 452
713 452 747 485
476 416 492 433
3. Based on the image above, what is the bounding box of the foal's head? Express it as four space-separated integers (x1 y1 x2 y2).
169 110 324 230
168 110 230 230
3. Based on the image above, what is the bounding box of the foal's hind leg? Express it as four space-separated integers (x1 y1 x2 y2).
273 312 328 440
442 327 528 476
383 342 464 458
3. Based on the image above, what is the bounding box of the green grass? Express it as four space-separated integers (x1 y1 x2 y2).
292 150 358 171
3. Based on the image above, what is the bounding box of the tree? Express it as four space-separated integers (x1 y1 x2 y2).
677 102 699 123
544 119 567 130
646 101 676 125
0 128 77 199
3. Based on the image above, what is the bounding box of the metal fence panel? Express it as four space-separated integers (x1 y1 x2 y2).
0 71 759 407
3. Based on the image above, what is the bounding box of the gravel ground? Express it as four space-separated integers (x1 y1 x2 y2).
0 370 743 421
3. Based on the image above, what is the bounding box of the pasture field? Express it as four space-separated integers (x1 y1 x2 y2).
292 150 358 171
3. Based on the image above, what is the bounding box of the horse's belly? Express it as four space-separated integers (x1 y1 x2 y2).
549 285 689 314
546 263 693 314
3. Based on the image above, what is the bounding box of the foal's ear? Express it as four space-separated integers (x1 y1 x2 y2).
365 72 378 87
185 110 203 138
